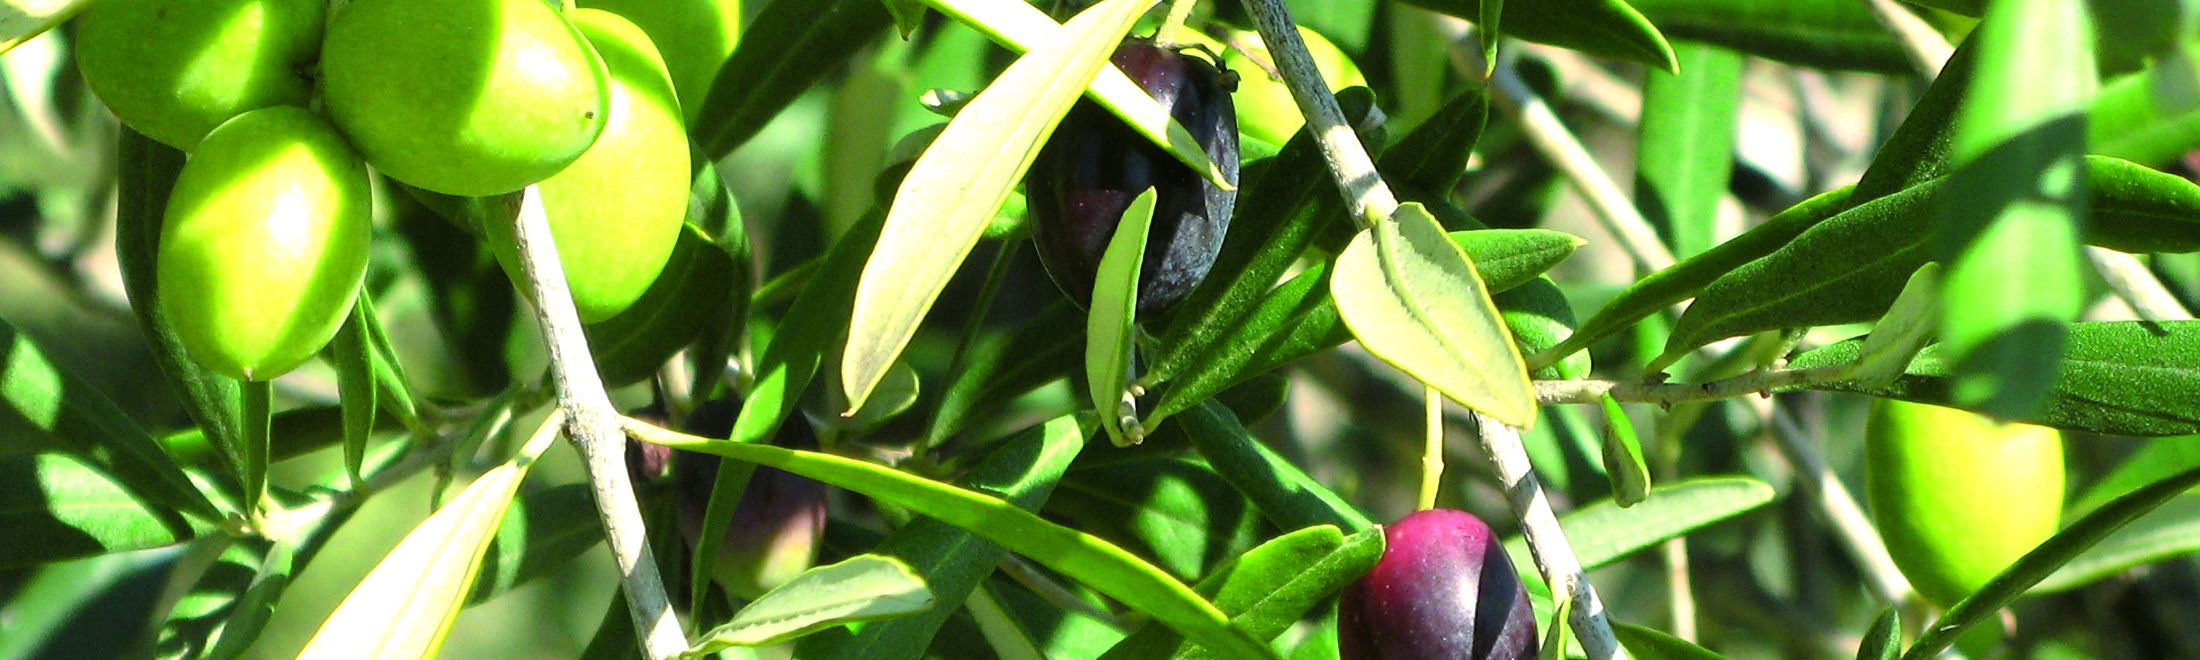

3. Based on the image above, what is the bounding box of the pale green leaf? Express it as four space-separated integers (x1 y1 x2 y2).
686 555 934 654
329 302 377 487
1087 188 1157 447
1540 593 1573 660
841 0 1158 412
1330 202 1534 427
0 0 82 54
1854 263 1942 389
1599 395 1649 508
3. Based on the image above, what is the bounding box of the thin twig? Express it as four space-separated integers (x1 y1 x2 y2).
508 186 687 659
2087 248 2194 322
1537 363 1857 406
1240 0 1625 654
1859 0 1954 79
1475 419 1626 659
1766 402 1917 607
1488 57 1676 273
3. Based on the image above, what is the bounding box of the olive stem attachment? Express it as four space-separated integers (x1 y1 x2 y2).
1474 418 1627 659
1243 0 1624 654
507 185 687 659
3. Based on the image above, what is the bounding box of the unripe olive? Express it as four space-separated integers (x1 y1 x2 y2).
1220 26 1366 147
576 0 739 125
157 107 373 381
1025 40 1239 319
320 0 609 196
481 8 689 322
1866 399 2065 608
73 0 323 150
1339 509 1537 660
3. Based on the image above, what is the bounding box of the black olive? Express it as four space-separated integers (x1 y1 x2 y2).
1339 509 1539 660
1025 39 1239 319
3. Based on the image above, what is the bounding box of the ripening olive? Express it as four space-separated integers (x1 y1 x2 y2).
480 8 689 323
1339 509 1538 660
1220 26 1366 147
320 0 608 196
576 0 739 125
73 0 323 150
1866 399 2065 608
157 107 372 381
1025 40 1239 319
671 400 828 600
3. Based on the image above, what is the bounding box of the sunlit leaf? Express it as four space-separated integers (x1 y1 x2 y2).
687 555 933 654
1087 188 1156 446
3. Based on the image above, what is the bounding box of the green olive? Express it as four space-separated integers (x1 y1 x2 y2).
73 0 323 150
482 8 689 323
320 0 609 196
576 0 740 125
1219 26 1367 147
157 107 373 381
1866 399 2065 607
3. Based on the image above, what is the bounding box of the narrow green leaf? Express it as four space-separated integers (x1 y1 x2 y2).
1050 458 1262 581
467 483 603 605
0 452 206 568
1499 277 1591 380
1857 608 1900 660
1502 477 1775 597
924 301 1081 444
1903 462 2200 659
1853 263 1941 389
1852 41 1980 204
883 0 925 37
1088 188 1158 446
1101 526 1384 659
239 381 270 516
298 426 557 659
330 302 377 487
634 418 1278 659
802 414 1089 659
688 555 934 654
2036 494 2200 592
353 292 420 435
2071 435 2200 514
1398 0 1677 71
1599 395 1649 508
1332 202 1534 426
1382 89 1492 194
1789 321 2200 437
0 0 84 54
921 0 1233 187
685 153 753 402
731 213 880 447
113 128 244 507
2091 42 2200 166
0 320 220 522
1637 41 1743 259
841 0 1161 412
1175 401 1374 533
1934 0 2096 418
1479 0 1503 69
1543 186 1852 369
1625 0 1907 72
1614 622 1727 659
1540 593 1573 660
1660 157 2200 363
694 0 891 157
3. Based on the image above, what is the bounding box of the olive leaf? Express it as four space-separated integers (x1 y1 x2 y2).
0 0 83 54
693 0 891 157
1857 608 1901 660
328 303 377 487
1853 263 1942 389
2092 44 2200 167
1332 202 1535 427
1789 321 2200 437
1599 395 1649 508
1088 188 1158 446
840 0 1159 414
1933 0 2096 418
923 301 1082 445
1398 0 1677 71
1172 401 1375 534
1099 526 1384 659
1614 622 1725 659
687 555 933 654
1624 0 1906 72
1637 41 1743 259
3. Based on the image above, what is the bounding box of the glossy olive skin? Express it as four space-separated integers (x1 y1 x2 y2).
320 0 608 196
576 0 739 125
1866 399 2065 608
482 9 689 323
1025 40 1239 319
74 0 323 150
157 107 372 381
1340 509 1538 660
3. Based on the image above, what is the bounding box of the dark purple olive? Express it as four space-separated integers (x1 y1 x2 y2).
630 399 830 600
1025 39 1239 319
1340 509 1539 660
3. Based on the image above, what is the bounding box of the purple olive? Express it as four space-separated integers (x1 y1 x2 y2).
627 399 830 600
1025 39 1239 319
1339 509 1539 660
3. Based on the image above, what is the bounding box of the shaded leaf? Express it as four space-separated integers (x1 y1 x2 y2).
1614 622 1727 659
694 0 892 157
1398 0 1677 70
1503 477 1775 598
1049 458 1263 581
2036 494 2200 592
1625 0 1905 72
688 555 933 654
329 302 377 486
1789 322 2200 437
924 301 1081 444
1857 608 1900 660
0 452 205 568
1853 263 1942 389
1173 402 1374 534
841 0 1159 412
0 319 219 522
1599 395 1649 507
466 483 603 604
1102 525 1384 658
731 213 880 446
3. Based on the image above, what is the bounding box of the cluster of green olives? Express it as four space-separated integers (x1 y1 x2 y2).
75 0 726 380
